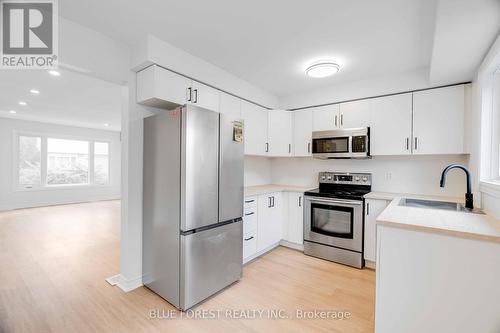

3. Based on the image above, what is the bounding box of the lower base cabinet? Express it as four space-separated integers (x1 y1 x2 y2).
243 191 304 263
257 192 283 252
364 198 389 265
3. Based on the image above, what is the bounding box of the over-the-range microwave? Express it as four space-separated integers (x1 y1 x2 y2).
312 127 370 159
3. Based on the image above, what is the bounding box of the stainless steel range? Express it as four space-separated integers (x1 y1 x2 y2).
303 172 372 268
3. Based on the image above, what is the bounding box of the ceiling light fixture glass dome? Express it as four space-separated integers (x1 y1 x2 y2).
305 61 340 78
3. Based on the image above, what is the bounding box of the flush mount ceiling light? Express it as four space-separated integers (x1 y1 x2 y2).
9 110 17 114
30 89 40 94
48 70 61 76
103 123 110 127
18 101 27 106
305 61 340 78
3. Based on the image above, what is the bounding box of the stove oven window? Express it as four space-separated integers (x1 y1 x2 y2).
310 203 354 238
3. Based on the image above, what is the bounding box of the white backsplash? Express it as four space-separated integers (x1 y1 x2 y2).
245 154 471 197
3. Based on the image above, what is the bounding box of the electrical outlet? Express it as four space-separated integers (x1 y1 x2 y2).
385 172 392 180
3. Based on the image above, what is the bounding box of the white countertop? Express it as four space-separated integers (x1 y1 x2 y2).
376 195 500 243
244 184 315 197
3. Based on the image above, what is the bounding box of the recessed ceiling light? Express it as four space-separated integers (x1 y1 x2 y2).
103 123 110 127
9 110 17 114
18 101 27 106
30 89 40 94
305 61 340 78
48 70 60 76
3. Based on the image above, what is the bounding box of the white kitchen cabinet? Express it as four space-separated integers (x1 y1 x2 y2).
137 65 192 109
257 192 283 252
293 109 313 156
312 104 340 131
190 81 220 112
283 192 304 245
339 99 370 128
137 65 221 112
242 101 269 156
243 196 258 262
412 85 465 155
219 92 241 118
268 110 293 157
364 199 389 265
370 93 413 155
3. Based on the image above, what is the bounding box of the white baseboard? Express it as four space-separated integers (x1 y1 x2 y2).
106 274 143 292
243 242 280 265
279 240 304 251
365 260 376 269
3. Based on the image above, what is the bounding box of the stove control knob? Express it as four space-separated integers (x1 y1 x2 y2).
355 176 361 182
321 175 326 181
327 175 332 181
362 176 368 182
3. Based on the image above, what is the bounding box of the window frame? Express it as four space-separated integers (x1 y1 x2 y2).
13 131 112 191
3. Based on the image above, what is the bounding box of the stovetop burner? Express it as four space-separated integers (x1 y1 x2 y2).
304 172 372 200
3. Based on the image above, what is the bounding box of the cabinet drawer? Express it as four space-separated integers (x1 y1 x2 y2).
243 231 257 259
244 196 257 209
243 211 257 234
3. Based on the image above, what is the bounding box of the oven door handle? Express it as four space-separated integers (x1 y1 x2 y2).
305 197 363 206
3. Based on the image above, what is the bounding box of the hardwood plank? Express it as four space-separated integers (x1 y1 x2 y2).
0 201 375 332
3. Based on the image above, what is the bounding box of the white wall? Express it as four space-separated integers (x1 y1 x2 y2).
270 155 469 197
0 118 121 211
244 156 272 186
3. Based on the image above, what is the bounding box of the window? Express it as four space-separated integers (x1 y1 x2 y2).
18 136 41 186
47 138 89 185
94 142 110 185
16 134 112 189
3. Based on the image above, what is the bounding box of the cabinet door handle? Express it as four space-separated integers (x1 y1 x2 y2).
193 89 198 103
244 236 254 241
268 197 272 208
366 202 370 215
271 196 275 207
334 115 338 127
308 142 311 153
244 199 255 203
187 87 192 102
340 114 343 126
414 137 418 150
265 142 269 153
288 143 291 154
244 212 254 216
298 196 302 207
406 138 409 151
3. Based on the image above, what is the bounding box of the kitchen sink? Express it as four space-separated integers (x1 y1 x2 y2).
399 198 484 214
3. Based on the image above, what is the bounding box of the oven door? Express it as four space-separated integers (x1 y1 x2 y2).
303 196 363 252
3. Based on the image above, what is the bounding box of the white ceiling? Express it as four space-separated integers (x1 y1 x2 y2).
59 0 439 97
0 69 122 131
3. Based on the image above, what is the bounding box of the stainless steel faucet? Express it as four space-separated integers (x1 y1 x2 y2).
440 164 473 210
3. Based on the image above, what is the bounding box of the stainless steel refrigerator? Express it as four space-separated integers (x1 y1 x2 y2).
142 104 244 310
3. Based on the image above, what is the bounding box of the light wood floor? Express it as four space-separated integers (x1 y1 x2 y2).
0 201 375 333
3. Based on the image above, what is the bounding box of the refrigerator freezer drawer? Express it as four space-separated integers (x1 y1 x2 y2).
180 220 243 310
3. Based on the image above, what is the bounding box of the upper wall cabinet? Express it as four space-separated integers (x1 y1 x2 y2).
137 65 191 109
268 110 293 157
136 65 220 112
242 101 269 156
339 99 371 128
191 81 220 112
293 109 313 156
312 104 340 131
412 85 465 155
370 93 413 155
219 92 241 118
